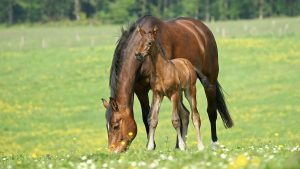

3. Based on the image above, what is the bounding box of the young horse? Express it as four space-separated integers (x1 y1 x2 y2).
135 26 204 151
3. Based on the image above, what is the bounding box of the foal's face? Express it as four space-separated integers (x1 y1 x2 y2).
102 98 137 153
135 26 158 62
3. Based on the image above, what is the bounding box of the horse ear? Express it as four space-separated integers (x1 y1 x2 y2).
109 97 118 112
153 25 158 32
101 98 109 109
137 25 146 36
153 25 158 37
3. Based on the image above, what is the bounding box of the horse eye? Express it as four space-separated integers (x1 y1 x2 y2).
113 123 120 130
148 42 152 46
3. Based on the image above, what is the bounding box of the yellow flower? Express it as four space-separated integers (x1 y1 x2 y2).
235 154 248 167
31 153 38 159
274 133 279 137
128 132 133 136
121 141 125 145
251 156 260 167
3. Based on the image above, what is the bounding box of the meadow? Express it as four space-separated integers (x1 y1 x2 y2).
0 17 299 169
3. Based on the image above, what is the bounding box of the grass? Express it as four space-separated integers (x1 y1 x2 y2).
0 17 300 169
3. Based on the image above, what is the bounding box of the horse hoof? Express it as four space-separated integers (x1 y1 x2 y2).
147 143 155 150
179 145 186 151
198 143 205 151
211 141 219 150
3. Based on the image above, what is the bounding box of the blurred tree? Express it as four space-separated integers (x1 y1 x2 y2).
0 0 300 24
74 0 81 21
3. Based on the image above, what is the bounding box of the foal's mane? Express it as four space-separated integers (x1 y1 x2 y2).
109 16 151 97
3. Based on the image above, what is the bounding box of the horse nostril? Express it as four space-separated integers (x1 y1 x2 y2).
135 52 140 56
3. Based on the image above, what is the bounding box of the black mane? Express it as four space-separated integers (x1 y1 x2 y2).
109 16 151 97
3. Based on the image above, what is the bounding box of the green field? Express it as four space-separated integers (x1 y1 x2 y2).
0 17 299 169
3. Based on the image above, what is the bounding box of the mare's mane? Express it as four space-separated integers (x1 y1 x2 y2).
109 16 151 97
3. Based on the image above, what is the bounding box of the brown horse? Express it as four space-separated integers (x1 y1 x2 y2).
102 15 233 153
134 25 204 151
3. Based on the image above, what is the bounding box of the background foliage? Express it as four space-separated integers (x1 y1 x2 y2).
1 0 300 24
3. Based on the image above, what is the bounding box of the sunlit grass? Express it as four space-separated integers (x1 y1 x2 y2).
0 17 299 168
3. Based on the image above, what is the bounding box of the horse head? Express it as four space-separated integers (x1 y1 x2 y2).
135 25 158 62
102 98 137 153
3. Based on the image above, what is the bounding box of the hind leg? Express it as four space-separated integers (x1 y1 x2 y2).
185 86 204 151
175 96 190 148
204 85 219 149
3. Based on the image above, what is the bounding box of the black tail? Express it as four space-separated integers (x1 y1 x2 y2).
216 81 234 128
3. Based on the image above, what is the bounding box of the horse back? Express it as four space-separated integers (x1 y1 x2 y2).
160 18 219 83
171 58 197 87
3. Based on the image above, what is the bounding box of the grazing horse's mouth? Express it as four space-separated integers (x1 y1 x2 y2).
109 140 132 153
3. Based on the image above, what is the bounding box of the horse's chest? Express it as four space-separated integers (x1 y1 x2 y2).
151 76 178 97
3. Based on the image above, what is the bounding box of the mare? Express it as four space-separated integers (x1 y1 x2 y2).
102 16 233 153
135 25 204 151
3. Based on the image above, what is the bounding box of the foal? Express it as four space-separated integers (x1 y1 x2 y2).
135 25 204 151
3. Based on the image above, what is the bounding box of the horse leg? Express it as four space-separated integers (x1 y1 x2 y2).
135 86 150 137
175 95 190 148
147 92 162 150
185 86 204 151
171 93 186 150
204 84 219 149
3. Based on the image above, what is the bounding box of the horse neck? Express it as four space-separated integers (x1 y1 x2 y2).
150 42 168 75
111 56 139 109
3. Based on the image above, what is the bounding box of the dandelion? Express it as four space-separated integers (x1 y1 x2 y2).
160 154 167 160
81 156 87 161
274 133 279 137
149 160 159 168
235 154 248 167
267 155 274 161
48 163 53 169
130 161 137 167
32 153 38 159
77 162 87 169
121 141 125 145
251 156 260 167
86 159 93 164
220 153 227 159
264 145 269 150
128 132 133 136
138 161 146 166
102 163 108 168
90 163 96 169
167 155 174 161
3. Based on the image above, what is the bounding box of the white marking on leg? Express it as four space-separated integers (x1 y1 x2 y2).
147 128 155 150
211 141 219 150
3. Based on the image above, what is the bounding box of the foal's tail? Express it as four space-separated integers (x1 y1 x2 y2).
216 81 234 128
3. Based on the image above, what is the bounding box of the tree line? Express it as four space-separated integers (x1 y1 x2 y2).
1 0 300 24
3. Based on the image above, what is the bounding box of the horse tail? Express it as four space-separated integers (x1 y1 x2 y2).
216 81 234 128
